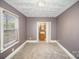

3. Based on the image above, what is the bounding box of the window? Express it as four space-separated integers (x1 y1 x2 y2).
0 7 19 52
0 8 1 51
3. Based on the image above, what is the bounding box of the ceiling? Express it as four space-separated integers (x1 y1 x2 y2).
4 0 78 17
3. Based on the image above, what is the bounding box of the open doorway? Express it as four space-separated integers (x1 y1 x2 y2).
37 22 51 42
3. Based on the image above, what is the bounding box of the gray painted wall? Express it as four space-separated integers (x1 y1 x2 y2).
0 0 79 59
26 17 56 40
57 1 79 58
0 0 27 59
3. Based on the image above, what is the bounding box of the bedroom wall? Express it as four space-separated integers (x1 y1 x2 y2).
26 17 56 40
57 1 79 58
1 0 79 59
0 0 27 59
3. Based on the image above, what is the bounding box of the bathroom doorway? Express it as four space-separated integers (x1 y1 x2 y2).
37 22 51 42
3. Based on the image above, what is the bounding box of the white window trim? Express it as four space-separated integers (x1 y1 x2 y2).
0 7 4 51
0 7 19 53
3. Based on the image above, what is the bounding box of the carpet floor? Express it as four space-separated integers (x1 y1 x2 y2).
11 42 71 59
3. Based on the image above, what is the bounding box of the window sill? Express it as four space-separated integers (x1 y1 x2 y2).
0 41 19 53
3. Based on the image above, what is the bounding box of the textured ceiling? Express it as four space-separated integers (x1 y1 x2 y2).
4 0 78 17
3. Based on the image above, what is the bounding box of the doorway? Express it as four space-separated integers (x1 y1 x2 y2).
37 22 51 42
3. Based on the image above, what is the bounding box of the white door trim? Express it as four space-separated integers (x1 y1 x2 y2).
37 22 51 42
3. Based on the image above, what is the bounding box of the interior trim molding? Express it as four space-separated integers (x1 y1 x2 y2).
5 40 76 59
1 41 19 53
5 40 28 59
26 40 38 43
56 41 76 59
5 40 38 59
49 40 57 43
37 22 51 43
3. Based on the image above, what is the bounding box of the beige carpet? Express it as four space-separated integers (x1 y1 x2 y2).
11 42 71 59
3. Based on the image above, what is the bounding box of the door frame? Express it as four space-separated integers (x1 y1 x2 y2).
37 22 51 42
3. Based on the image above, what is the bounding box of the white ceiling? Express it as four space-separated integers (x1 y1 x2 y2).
4 0 78 17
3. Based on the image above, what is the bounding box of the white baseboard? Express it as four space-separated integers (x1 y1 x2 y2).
26 39 57 43
5 40 38 59
26 40 38 43
5 40 28 59
56 41 76 59
49 40 57 43
5 40 76 59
